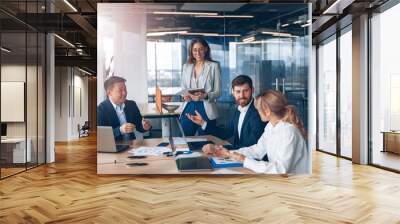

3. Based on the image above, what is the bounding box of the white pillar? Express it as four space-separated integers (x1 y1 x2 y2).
46 33 55 163
352 14 369 164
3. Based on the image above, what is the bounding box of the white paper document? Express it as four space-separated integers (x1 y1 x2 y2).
172 137 187 145
175 147 191 152
129 147 171 156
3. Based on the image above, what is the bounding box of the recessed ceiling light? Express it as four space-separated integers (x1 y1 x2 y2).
63 0 78 12
146 30 188 37
153 11 217 16
195 15 253 18
1 47 11 53
54 34 75 48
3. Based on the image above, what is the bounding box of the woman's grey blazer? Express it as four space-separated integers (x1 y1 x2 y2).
180 60 221 120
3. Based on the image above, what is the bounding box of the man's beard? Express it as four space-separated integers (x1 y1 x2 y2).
237 98 250 107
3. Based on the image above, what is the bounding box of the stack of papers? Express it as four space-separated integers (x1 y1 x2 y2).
129 147 171 156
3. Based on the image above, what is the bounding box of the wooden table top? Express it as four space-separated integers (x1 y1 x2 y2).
97 135 254 175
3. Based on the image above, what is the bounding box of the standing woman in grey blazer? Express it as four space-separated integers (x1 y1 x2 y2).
180 38 221 136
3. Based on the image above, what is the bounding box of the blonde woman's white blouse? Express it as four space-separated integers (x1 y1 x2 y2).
234 121 310 174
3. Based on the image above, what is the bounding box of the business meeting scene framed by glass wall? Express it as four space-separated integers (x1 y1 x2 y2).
96 3 312 175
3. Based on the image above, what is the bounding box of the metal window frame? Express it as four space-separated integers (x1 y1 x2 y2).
367 0 400 172
315 23 353 162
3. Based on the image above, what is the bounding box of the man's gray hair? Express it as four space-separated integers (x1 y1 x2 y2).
104 76 126 91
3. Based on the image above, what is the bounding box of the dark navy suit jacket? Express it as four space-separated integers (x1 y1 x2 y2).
206 100 267 150
97 99 145 141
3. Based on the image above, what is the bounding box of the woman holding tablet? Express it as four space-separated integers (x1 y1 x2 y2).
179 37 221 136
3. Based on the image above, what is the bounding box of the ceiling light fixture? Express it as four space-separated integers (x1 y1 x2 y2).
78 67 93 76
221 34 241 37
242 36 255 43
281 23 290 27
54 34 75 48
180 32 240 37
153 11 218 16
301 23 311 28
262 31 293 37
195 15 253 18
293 20 303 24
63 0 78 12
147 30 189 37
322 0 343 15
1 47 11 53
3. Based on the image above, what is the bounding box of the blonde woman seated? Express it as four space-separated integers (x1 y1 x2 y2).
202 90 310 174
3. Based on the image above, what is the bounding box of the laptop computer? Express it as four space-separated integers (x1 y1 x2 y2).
175 118 213 151
97 126 130 152
173 119 212 171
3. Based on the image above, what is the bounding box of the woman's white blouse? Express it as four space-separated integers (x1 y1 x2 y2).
234 121 310 174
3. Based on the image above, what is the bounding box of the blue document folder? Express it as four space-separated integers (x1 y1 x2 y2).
209 157 243 168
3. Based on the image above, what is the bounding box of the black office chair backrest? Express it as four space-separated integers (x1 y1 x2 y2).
82 121 90 130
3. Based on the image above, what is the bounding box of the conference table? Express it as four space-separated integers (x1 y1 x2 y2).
97 135 255 175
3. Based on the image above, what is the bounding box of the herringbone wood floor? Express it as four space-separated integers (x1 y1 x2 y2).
1 135 400 224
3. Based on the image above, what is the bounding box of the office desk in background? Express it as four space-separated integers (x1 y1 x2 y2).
381 131 400 154
97 135 254 175
1 138 32 164
137 102 182 137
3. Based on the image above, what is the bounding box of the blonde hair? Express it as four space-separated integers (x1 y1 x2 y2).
255 90 307 138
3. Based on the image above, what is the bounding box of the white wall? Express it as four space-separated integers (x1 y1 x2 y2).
1 63 46 164
55 67 89 141
97 4 157 105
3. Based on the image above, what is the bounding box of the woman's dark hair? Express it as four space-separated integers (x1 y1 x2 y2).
187 37 212 64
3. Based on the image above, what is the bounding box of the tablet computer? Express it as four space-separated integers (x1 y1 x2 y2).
175 157 212 172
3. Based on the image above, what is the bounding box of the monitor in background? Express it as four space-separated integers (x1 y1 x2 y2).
1 123 7 139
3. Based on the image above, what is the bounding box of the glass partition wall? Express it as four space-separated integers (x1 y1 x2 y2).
370 2 400 172
0 2 46 179
317 35 337 155
316 25 352 159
